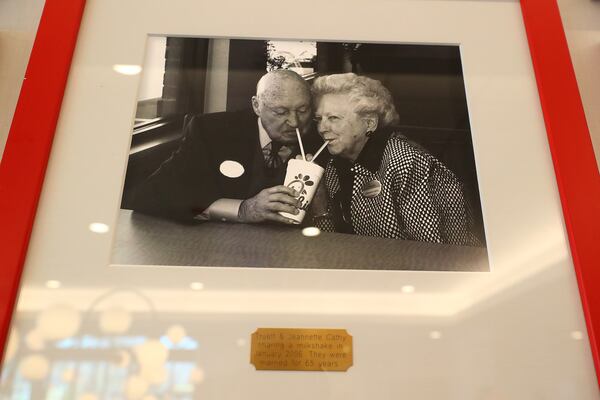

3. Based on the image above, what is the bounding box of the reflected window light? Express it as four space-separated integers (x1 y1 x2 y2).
301 227 321 237
571 330 584 340
176 336 199 350
7 335 201 398
113 64 142 75
81 335 110 349
45 280 62 289
236 338 246 347
160 335 198 350
19 354 50 380
89 222 110 234
79 394 99 400
160 335 175 349
166 324 187 345
219 160 245 178
401 285 415 294
266 40 316 75
114 336 146 348
190 282 204 291
55 337 78 349
429 331 442 340
40 359 197 399
60 335 190 350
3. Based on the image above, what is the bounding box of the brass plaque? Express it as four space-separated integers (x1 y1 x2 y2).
250 328 353 371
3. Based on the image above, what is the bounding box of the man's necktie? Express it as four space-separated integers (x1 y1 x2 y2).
263 142 294 170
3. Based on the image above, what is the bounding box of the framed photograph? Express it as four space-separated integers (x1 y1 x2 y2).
114 36 489 272
1 0 599 398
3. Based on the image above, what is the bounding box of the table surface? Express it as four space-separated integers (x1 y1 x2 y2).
111 210 489 271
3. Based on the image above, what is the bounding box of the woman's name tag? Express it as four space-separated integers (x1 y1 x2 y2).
361 179 382 198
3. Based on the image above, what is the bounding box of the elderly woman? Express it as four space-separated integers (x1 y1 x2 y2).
310 73 480 246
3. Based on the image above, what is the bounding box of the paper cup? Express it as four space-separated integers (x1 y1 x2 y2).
279 159 325 224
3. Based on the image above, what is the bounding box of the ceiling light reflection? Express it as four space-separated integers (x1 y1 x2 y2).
166 324 187 345
302 227 321 237
190 282 205 291
139 365 168 385
113 64 142 75
19 354 50 380
570 330 584 340
125 375 149 400
401 285 415 294
36 305 81 340
89 222 110 234
99 307 132 334
429 331 442 340
134 340 169 368
62 368 75 383
25 329 45 351
45 280 61 289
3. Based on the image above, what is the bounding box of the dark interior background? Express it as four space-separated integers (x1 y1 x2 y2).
123 38 485 243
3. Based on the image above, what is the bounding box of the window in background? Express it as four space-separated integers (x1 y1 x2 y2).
135 36 167 126
266 40 317 77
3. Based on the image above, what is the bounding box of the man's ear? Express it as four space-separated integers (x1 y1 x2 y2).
364 116 379 132
251 96 261 117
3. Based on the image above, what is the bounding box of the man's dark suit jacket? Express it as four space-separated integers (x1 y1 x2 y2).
129 110 324 221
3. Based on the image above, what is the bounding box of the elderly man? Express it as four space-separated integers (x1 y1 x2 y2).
130 70 323 224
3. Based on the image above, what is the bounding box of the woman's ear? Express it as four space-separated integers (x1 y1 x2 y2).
364 116 379 133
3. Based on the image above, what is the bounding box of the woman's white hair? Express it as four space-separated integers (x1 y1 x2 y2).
312 73 400 128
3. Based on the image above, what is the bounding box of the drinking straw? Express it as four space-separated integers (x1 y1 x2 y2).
311 140 330 163
296 128 306 161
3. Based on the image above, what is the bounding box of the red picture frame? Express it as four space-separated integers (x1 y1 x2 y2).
1 0 599 385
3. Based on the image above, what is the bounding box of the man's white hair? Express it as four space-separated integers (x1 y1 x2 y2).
255 70 310 103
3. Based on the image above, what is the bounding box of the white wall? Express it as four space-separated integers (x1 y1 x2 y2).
0 0 45 158
557 0 600 168
137 36 167 101
0 0 600 160
1 1 598 163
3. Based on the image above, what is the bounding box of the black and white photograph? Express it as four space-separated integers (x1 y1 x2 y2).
113 36 488 271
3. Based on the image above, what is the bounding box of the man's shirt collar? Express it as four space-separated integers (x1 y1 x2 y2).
258 118 271 149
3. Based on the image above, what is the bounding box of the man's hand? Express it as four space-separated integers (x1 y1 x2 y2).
295 153 313 161
238 185 300 224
